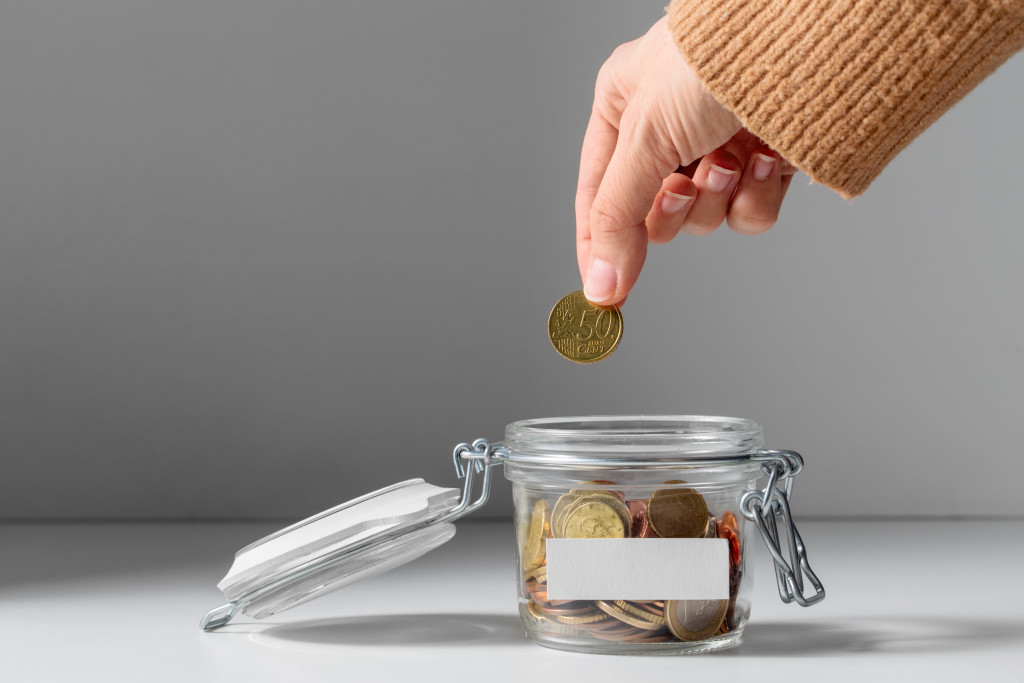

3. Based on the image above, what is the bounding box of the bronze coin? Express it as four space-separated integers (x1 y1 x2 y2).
647 488 709 538
626 499 652 538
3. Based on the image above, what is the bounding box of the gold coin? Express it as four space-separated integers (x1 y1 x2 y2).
595 600 666 631
522 500 550 571
523 564 548 582
562 499 627 538
664 598 729 642
550 492 581 538
525 602 587 635
547 290 622 364
647 488 709 538
612 600 667 625
569 491 631 534
553 489 632 538
554 611 612 625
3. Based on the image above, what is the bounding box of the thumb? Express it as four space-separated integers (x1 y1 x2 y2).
583 129 669 305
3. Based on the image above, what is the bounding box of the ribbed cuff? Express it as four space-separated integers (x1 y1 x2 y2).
667 0 1024 197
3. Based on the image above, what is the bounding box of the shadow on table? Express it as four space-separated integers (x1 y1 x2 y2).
242 614 1024 656
247 613 526 650
727 617 1024 657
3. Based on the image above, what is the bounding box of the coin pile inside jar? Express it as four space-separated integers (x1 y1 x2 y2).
520 482 744 644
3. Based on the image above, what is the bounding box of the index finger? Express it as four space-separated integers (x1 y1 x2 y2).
576 106 620 283
582 109 672 305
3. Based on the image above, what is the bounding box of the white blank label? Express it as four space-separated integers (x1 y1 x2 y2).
545 538 729 600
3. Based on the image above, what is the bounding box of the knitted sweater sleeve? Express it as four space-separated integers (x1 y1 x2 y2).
666 0 1024 198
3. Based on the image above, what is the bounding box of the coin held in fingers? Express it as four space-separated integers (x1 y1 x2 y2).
547 290 622 364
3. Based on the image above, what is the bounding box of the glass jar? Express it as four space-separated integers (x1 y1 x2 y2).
200 415 823 655
502 415 803 654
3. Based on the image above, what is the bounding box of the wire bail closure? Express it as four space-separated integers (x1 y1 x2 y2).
741 450 826 607
440 439 504 523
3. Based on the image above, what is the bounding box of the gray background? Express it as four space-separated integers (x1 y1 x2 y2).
1 1 1021 521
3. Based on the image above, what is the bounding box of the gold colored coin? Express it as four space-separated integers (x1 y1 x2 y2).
595 601 666 631
562 499 627 538
550 492 581 538
522 500 550 571
524 564 548 582
525 602 587 635
569 491 631 535
612 600 667 625
553 488 632 538
647 488 709 538
664 598 729 642
547 290 622 364
554 611 612 625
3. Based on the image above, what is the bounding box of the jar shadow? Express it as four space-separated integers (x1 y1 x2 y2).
250 614 526 651
727 617 1024 657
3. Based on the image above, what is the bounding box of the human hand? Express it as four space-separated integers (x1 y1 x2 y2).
576 17 796 306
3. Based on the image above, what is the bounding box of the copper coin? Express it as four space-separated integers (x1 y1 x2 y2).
627 499 653 538
716 519 740 569
722 510 739 533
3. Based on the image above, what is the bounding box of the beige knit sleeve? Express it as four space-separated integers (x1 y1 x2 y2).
667 0 1024 198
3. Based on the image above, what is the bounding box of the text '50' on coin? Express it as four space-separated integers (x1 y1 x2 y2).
547 290 622 364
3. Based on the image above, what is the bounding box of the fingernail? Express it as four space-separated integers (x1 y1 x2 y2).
661 191 694 214
584 258 617 303
753 153 776 181
707 164 738 193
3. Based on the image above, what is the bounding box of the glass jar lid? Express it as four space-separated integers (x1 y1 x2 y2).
501 415 765 468
201 478 463 630
200 440 498 631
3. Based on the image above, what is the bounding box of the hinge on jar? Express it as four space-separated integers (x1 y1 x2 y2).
742 450 826 607
438 438 505 523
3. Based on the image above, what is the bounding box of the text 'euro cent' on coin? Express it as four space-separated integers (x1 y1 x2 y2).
547 290 622 364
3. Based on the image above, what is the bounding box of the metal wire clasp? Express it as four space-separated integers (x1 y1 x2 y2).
439 438 504 523
741 450 826 607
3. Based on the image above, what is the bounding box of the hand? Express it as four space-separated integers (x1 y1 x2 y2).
576 17 796 306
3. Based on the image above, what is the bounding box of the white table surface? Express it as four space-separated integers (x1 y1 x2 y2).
2 519 1022 682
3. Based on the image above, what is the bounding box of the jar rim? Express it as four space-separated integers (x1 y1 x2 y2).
502 415 765 467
